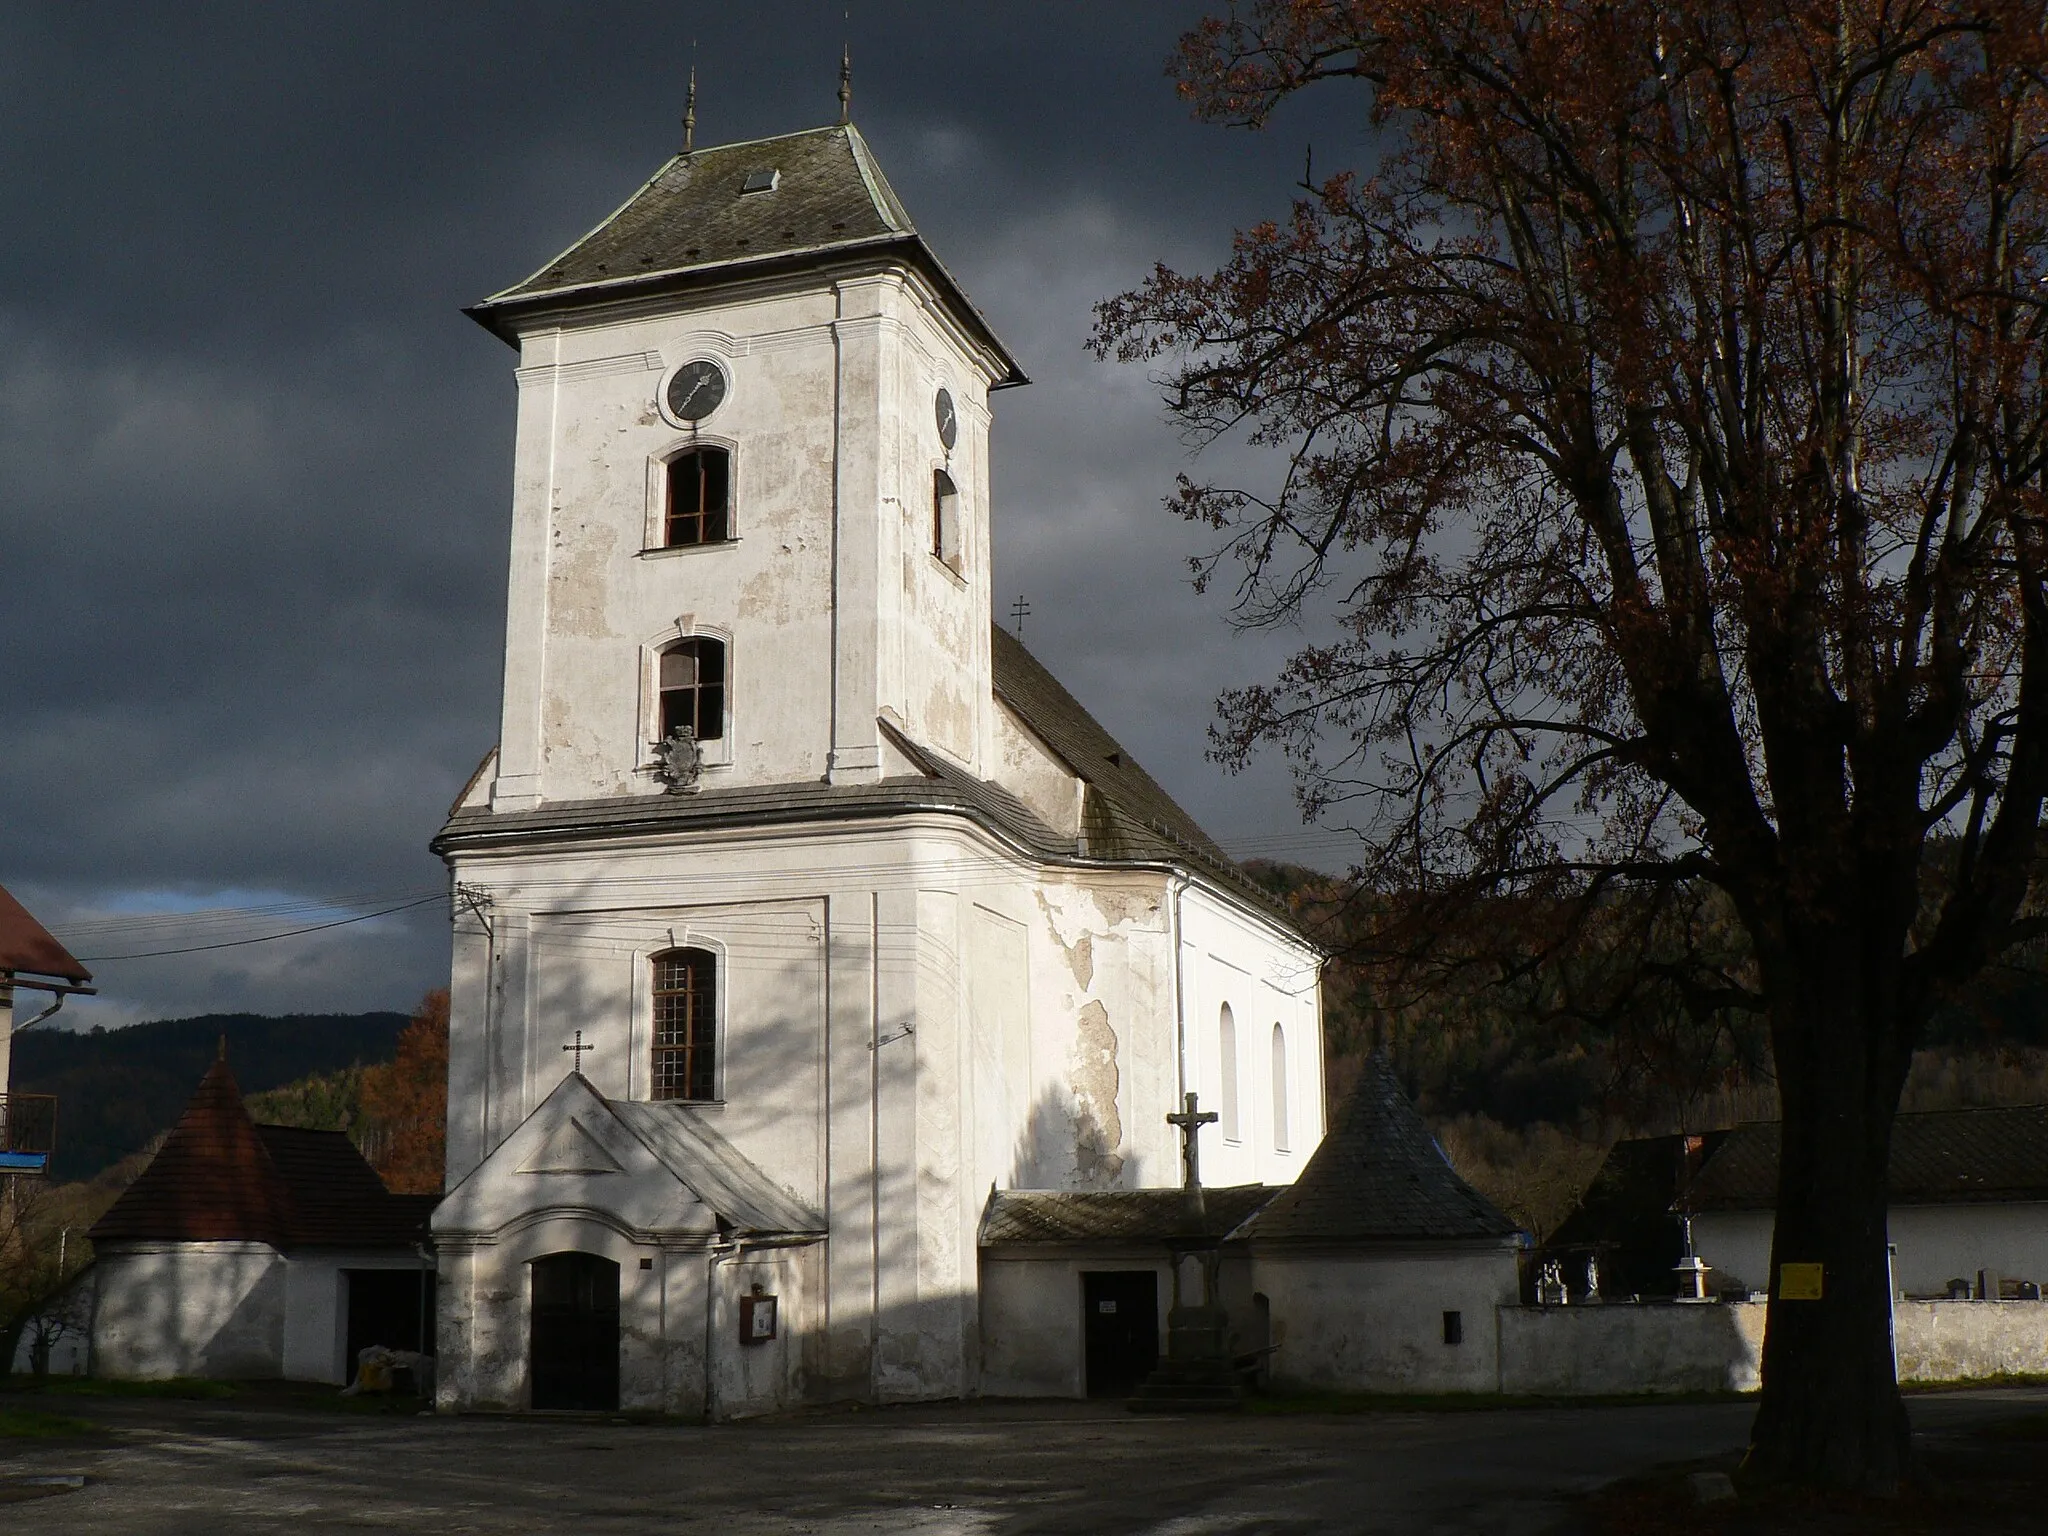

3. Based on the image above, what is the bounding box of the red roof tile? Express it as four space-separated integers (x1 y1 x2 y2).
0 882 90 986
89 1050 435 1249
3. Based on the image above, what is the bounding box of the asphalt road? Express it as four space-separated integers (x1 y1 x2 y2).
3 1389 2043 1534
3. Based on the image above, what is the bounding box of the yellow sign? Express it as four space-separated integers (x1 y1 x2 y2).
1779 1263 1825 1300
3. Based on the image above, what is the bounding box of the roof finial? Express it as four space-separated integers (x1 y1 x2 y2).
216 1033 227 1062
682 61 697 156
838 39 852 125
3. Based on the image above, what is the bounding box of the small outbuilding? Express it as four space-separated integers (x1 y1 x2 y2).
82 1047 437 1383
1685 1105 2048 1299
1230 1056 1528 1394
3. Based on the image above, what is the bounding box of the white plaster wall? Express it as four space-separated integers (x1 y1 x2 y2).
978 1254 1172 1398
1179 886 1326 1190
1895 1299 2048 1380
1499 1302 1768 1395
708 1242 824 1419
1692 1203 2048 1297
1496 1298 2048 1393
91 1242 287 1380
489 264 1004 814
1256 1247 1519 1394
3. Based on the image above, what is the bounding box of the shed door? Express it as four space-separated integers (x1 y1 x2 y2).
529 1252 620 1410
1082 1270 1159 1397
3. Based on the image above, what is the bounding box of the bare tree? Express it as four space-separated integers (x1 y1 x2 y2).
1095 0 2048 1491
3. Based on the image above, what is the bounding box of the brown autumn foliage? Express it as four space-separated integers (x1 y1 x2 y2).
358 988 448 1196
1096 0 2048 1492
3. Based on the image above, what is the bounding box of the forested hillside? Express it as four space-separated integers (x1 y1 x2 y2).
11 1011 409 1180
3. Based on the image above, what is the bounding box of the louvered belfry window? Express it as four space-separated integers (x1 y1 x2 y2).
651 948 717 1101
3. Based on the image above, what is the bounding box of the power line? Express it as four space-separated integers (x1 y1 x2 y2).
76 894 447 962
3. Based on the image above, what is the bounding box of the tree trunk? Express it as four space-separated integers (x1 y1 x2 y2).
1745 943 1913 1493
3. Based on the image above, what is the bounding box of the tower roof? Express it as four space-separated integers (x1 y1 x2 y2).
467 124 1024 384
1233 1055 1522 1245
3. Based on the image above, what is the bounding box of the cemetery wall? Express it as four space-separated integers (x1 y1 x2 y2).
1497 1298 2048 1394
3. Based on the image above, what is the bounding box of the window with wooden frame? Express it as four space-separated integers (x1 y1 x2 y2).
932 468 960 571
665 447 731 547
651 947 717 1101
1271 1023 1290 1152
658 637 725 742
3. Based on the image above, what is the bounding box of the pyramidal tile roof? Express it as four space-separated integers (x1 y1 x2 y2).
1234 1055 1523 1244
90 1048 298 1246
89 1049 434 1249
467 123 1022 383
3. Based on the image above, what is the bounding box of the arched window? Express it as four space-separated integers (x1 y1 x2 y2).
1218 1003 1240 1142
659 637 725 742
651 947 717 1101
666 447 731 547
932 468 960 571
1271 1024 1290 1152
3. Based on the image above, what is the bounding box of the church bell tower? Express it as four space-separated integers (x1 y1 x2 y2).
465 122 1024 812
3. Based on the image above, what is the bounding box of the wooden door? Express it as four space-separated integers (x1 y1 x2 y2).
529 1252 620 1410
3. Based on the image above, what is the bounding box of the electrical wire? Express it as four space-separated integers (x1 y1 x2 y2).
75 893 448 962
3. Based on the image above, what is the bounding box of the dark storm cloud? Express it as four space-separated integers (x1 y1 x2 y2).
0 3 1367 1028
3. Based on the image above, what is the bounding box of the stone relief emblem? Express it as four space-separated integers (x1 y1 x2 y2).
652 726 704 795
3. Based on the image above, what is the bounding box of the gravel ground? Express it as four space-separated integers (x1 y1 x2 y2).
1 1388 2041 1534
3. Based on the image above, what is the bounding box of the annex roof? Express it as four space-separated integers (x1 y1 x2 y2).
1683 1105 2048 1211
88 1050 431 1250
1232 1055 1523 1245
980 1185 1279 1247
0 881 91 988
467 124 1023 384
608 1097 824 1234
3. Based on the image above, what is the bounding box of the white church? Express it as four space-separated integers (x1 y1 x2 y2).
424 111 1521 1416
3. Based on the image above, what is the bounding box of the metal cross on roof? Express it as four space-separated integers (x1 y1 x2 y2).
563 1030 593 1074
1167 1091 1220 1192
1009 595 1031 639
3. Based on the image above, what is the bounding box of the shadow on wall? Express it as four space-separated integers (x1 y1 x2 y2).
93 1245 289 1380
1010 1086 1125 1192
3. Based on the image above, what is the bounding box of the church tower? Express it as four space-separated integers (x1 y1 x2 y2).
466 124 1023 810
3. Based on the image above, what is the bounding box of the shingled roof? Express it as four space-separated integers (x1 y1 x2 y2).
0 881 91 988
90 1050 433 1249
1233 1056 1523 1245
467 123 1021 383
1683 1104 2048 1211
980 1185 1279 1247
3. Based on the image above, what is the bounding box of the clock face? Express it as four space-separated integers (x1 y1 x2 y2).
666 360 728 423
935 387 958 451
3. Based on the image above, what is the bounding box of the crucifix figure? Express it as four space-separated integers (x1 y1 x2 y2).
1166 1091 1219 1192
563 1030 593 1073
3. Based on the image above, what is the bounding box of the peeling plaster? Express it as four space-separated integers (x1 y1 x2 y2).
1070 999 1123 1184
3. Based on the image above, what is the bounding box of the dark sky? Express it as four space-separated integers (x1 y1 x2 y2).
1 2 1369 1030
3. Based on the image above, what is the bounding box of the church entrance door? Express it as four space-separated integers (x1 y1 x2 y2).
529 1252 620 1410
1082 1271 1159 1397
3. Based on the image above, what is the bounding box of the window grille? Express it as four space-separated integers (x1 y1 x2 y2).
651 948 717 1101
665 448 731 547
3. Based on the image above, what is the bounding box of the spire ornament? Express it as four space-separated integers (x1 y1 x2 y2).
682 60 697 156
838 42 851 125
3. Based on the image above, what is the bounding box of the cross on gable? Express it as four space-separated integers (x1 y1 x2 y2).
563 1030 593 1073
1166 1091 1220 1192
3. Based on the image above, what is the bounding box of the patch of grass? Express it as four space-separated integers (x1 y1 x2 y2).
1901 1371 2048 1395
0 1407 99 1438
1247 1387 1753 1414
7 1376 236 1401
